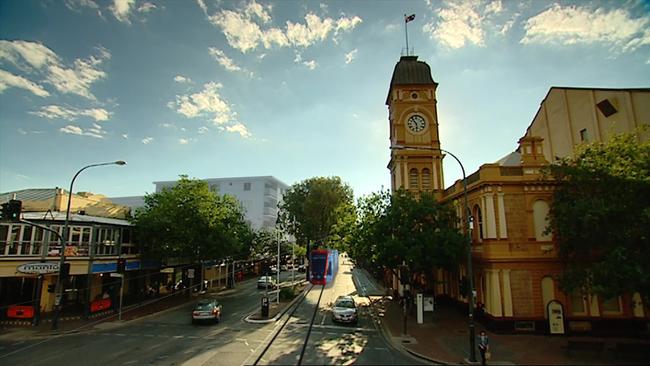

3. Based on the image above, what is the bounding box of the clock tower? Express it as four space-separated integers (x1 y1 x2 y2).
386 55 444 198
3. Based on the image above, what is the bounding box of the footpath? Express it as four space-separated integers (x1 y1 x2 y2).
0 289 217 341
353 267 650 365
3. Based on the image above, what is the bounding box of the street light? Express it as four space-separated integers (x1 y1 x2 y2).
51 160 126 330
390 145 476 362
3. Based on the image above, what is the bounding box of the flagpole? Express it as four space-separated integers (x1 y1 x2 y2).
404 14 409 56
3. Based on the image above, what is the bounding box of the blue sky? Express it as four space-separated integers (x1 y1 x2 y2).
1 0 649 199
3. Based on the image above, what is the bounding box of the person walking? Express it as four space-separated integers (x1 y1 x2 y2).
478 330 490 365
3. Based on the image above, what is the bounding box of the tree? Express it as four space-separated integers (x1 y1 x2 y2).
348 188 466 287
133 176 253 263
277 176 356 250
546 131 650 302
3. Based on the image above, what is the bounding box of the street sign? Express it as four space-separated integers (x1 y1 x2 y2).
110 273 123 277
17 262 59 274
187 269 195 278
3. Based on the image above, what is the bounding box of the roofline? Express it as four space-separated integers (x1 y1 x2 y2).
522 86 650 139
153 175 290 187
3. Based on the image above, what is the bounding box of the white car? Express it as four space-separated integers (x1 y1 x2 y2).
331 296 358 325
191 299 222 324
257 276 276 289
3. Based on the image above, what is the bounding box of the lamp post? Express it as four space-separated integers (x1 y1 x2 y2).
51 160 126 330
390 145 476 362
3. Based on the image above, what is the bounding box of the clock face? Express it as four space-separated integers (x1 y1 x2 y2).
407 115 427 133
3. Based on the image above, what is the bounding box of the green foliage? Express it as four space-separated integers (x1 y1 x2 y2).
132 176 254 262
348 188 466 279
279 287 295 301
277 176 356 251
546 131 650 301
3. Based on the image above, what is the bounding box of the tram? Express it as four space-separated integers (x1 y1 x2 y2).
309 248 338 285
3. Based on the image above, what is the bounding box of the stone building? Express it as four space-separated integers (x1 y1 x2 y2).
386 54 649 334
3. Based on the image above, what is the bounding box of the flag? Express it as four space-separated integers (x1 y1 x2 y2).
405 14 415 23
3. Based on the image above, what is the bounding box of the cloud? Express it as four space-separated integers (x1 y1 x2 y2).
60 124 105 138
142 137 154 144
174 75 192 84
138 2 157 13
18 128 44 135
110 0 135 23
198 126 209 134
122 133 128 139
225 123 252 138
0 69 50 97
196 0 208 15
0 40 109 100
345 49 357 64
424 1 486 49
293 52 318 70
170 82 252 138
31 105 111 122
209 47 247 73
208 5 362 53
64 0 101 16
179 138 190 144
521 4 650 54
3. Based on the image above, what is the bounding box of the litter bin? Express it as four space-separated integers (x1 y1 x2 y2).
261 296 269 318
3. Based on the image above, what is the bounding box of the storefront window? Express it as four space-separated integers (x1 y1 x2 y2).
9 225 21 255
71 226 81 245
0 224 8 255
20 225 32 255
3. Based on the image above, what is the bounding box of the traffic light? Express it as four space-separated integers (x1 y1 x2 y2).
47 284 56 293
117 258 126 273
2 200 22 221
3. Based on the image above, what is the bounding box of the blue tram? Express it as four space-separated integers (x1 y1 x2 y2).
309 248 338 285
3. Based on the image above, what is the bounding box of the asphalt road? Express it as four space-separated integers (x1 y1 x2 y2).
0 259 421 366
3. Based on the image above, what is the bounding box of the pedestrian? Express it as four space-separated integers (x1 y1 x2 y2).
478 330 490 365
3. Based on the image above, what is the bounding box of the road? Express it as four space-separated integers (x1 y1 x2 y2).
0 257 421 365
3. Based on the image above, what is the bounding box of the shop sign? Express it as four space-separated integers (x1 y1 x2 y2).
17 262 60 274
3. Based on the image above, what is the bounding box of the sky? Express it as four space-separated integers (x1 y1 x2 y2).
1 0 649 200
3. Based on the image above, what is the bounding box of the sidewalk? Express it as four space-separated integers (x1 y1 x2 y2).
354 268 650 365
0 289 217 341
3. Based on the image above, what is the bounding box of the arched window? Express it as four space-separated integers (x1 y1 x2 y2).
409 168 419 190
473 204 483 241
541 276 555 318
533 200 551 241
421 168 431 191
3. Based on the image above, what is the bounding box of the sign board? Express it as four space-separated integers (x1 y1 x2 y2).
416 293 424 324
547 300 565 334
17 262 60 274
187 269 195 279
424 296 434 312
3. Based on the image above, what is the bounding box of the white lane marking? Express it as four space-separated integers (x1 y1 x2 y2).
174 335 184 339
320 314 326 325
115 333 126 336
145 334 155 337
122 361 138 365
374 347 388 351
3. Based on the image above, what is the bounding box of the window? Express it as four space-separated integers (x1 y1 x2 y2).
409 168 419 190
569 291 587 315
473 205 483 241
244 182 251 191
421 168 431 191
20 225 33 255
541 277 555 318
602 296 622 314
533 200 552 241
579 128 589 142
0 224 8 255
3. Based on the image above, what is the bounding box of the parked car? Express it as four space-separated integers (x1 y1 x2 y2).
297 264 306 272
331 295 358 325
191 299 222 324
257 276 277 289
280 264 288 272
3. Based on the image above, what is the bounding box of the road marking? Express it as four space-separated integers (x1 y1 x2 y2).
320 314 326 325
174 335 184 339
122 360 138 365
145 334 155 337
188 336 199 339
115 333 126 336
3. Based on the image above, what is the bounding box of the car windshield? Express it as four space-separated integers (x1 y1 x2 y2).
195 301 217 310
335 299 355 308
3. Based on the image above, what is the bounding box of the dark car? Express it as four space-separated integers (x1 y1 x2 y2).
191 299 222 324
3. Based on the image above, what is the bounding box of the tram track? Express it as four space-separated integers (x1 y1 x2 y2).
252 284 325 366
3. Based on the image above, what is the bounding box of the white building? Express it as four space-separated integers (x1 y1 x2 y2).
153 176 289 232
